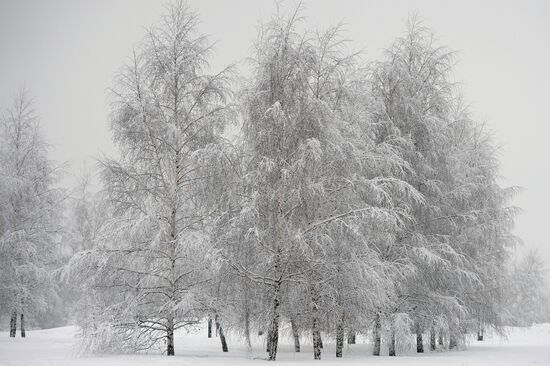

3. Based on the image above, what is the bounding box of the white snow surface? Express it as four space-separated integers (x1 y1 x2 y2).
1 322 550 365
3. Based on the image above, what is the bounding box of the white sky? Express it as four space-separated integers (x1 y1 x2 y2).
1 0 549 268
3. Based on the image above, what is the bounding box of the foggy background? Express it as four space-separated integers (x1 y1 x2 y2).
1 0 548 271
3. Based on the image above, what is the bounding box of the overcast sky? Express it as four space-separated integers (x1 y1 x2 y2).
1 0 549 267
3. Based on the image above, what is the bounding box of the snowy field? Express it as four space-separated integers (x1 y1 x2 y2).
1 323 549 366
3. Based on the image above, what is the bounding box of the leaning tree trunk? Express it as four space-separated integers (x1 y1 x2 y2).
10 311 17 338
416 322 424 353
430 325 436 351
347 330 356 344
208 316 213 338
166 316 175 356
389 329 396 356
20 313 25 338
373 313 381 356
215 314 228 352
291 319 300 352
310 284 322 360
267 280 281 361
335 312 345 358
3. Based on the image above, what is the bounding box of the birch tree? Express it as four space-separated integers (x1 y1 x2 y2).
56 5 527 359
65 1 232 355
219 6 421 360
372 18 519 352
370 17 458 354
0 89 63 338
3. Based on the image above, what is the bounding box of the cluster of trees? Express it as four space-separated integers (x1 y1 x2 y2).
1 0 549 362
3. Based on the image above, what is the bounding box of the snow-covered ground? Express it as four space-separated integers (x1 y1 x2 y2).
1 323 549 366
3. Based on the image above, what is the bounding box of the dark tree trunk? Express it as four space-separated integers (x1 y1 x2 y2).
438 330 444 346
215 314 228 352
335 312 344 358
312 318 322 360
208 316 213 338
416 322 424 353
10 311 17 338
449 332 457 350
430 325 436 351
167 316 175 356
20 313 25 338
291 319 300 352
388 329 396 356
373 313 381 356
311 284 322 360
347 330 356 344
266 328 272 353
477 323 484 341
267 281 281 361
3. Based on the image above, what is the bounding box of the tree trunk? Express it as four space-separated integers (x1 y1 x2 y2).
20 313 25 338
477 323 484 341
430 325 436 351
291 319 300 352
267 281 281 361
244 307 252 350
208 316 213 338
388 329 396 356
438 330 444 346
167 203 177 356
10 311 17 338
266 328 272 353
311 285 322 360
416 322 424 353
347 330 356 344
215 314 228 352
312 318 322 360
373 313 381 356
167 316 175 356
335 312 344 358
449 332 457 350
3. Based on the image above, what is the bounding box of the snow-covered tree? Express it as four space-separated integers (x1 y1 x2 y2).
64 1 232 355
0 89 63 337
218 7 422 361
371 18 519 353
58 168 108 327
56 5 527 360
503 250 550 326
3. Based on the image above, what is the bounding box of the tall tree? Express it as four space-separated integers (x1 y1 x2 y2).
0 89 62 337
371 18 519 351
219 6 421 361
65 1 232 355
